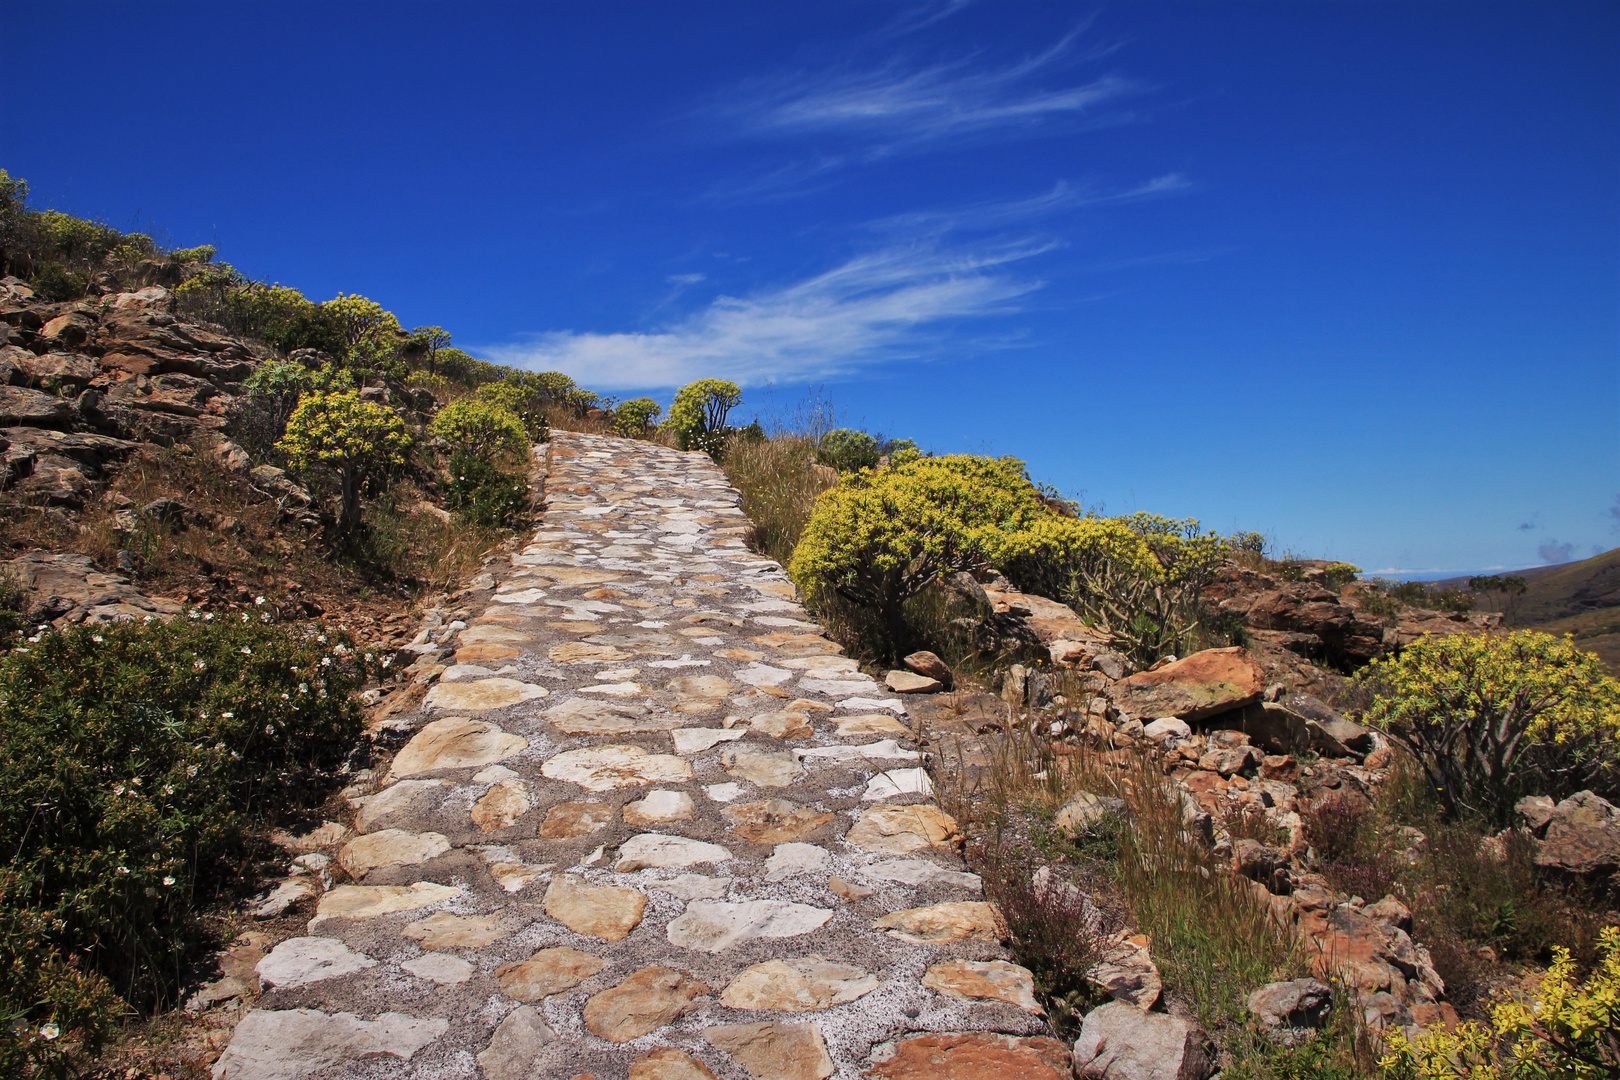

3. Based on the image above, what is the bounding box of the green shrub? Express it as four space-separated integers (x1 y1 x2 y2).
1004 512 1229 664
1357 631 1620 822
445 449 530 527
818 428 881 472
1323 561 1361 589
473 381 550 442
614 397 661 438
167 244 216 264
666 378 742 457
278 389 413 534
244 360 316 425
790 454 1049 652
0 618 372 1074
29 262 89 303
431 398 528 459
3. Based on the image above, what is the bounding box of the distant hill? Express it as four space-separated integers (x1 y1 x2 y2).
1436 546 1620 623
1436 547 1620 671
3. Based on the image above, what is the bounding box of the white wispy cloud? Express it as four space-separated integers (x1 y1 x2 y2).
485 239 1049 390
719 32 1136 151
869 175 1191 234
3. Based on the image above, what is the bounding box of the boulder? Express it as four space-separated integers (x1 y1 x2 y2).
1534 790 1620 879
1106 648 1266 722
0 385 75 428
1053 791 1127 835
1072 1001 1215 1080
1246 978 1333 1032
1141 717 1192 742
40 310 95 348
885 669 942 694
903 650 953 686
1232 839 1292 895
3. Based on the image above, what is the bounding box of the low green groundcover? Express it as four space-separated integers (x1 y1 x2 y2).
0 616 372 1077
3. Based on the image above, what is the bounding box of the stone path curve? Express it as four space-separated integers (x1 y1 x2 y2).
214 432 1068 1080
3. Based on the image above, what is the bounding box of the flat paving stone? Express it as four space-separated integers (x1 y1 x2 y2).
214 432 1032 1080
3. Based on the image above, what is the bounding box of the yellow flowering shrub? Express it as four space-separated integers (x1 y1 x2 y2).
1356 631 1620 821
431 398 527 460
666 378 742 456
277 389 412 534
1381 925 1619 1079
789 454 1051 643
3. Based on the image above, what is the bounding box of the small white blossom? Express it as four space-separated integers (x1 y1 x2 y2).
39 1023 59 1041
221 711 234 719
91 634 103 643
240 647 252 655
255 596 266 605
115 866 129 875
161 876 175 886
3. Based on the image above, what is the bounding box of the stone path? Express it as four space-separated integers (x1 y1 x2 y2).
214 432 1066 1080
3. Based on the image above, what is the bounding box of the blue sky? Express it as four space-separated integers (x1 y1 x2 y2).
7 1 1617 574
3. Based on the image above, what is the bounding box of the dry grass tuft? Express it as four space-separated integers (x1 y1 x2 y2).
720 433 835 569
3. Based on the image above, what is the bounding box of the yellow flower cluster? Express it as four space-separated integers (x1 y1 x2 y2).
1380 925 1619 1079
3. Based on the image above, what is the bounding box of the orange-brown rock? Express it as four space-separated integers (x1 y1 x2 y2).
1106 646 1266 722
864 1032 1072 1080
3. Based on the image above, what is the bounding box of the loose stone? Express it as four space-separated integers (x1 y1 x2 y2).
747 710 814 739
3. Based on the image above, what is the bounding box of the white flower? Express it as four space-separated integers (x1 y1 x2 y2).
265 724 274 734
91 634 103 643
143 615 154 623
113 784 126 796
161 876 175 886
241 613 250 622
194 660 206 671
280 692 290 700
321 657 331 667
115 866 129 875
255 596 266 605
221 711 234 719
317 634 327 643
298 684 308 694
186 765 198 777
39 1023 59 1041
261 613 272 623
162 784 173 795
240 647 252 655
204 612 214 621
